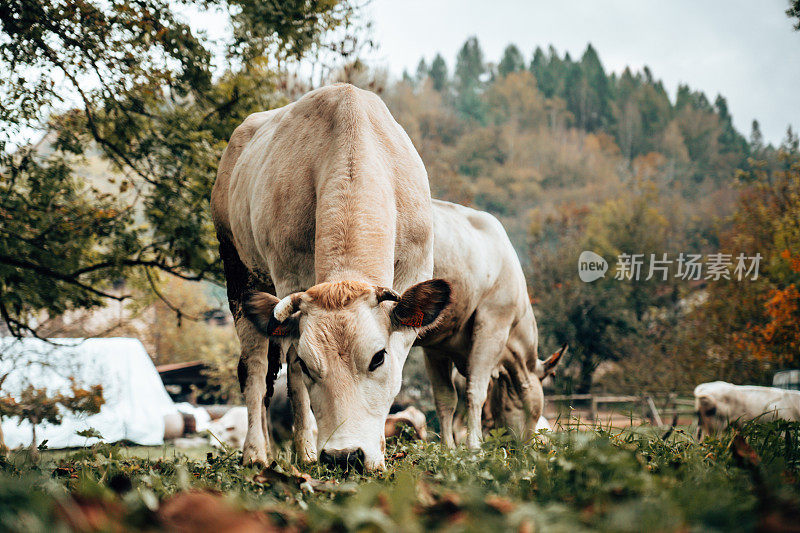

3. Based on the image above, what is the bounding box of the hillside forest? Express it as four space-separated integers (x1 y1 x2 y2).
351 38 800 394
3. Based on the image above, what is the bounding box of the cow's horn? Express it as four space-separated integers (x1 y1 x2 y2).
273 293 304 322
375 286 400 302
544 344 568 373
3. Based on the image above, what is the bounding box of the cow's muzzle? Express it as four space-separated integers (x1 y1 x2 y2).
319 448 365 472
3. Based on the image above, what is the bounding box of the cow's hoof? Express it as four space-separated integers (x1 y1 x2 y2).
293 433 317 464
297 447 317 465
466 437 482 450
294 443 317 464
242 444 269 467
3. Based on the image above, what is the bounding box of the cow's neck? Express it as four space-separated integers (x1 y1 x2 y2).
313 174 396 287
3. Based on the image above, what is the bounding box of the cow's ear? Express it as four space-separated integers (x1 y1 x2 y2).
392 279 451 329
243 292 300 338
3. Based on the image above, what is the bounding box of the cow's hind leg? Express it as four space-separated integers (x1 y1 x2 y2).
424 348 458 448
220 235 280 465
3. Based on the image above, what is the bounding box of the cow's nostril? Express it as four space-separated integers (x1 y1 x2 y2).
352 448 365 465
319 448 365 471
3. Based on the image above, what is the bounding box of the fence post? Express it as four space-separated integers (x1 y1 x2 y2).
647 396 664 427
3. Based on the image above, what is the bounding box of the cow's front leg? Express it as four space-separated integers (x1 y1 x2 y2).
423 349 457 448
236 321 271 465
466 321 510 449
465 371 493 449
287 344 317 464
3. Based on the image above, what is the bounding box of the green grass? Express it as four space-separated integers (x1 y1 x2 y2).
1 422 799 532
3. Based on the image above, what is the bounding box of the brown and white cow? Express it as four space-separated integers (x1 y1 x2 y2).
418 200 565 448
211 84 450 470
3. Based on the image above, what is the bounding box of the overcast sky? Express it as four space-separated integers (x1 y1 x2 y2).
362 0 799 144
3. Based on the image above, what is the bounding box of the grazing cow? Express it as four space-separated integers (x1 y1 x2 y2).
417 200 565 448
695 381 800 437
481 345 564 440
211 84 450 470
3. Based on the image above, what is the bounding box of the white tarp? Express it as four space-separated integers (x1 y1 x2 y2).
0 337 178 448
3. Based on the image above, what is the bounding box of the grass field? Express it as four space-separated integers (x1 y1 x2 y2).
2 422 799 532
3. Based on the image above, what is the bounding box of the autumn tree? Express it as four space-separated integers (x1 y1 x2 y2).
530 180 676 393
0 381 104 461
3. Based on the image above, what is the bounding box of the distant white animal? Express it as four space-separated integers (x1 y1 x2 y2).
694 381 800 437
207 407 248 449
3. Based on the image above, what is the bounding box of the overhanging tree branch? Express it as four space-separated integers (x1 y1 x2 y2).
0 255 128 301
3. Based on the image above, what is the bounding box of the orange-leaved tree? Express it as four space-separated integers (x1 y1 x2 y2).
713 143 800 370
0 380 104 460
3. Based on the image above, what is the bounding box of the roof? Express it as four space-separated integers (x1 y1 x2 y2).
157 360 208 385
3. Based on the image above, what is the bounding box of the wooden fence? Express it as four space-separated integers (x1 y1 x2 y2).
545 393 697 428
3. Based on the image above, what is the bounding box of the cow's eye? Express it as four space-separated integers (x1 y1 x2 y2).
369 349 386 371
296 357 312 378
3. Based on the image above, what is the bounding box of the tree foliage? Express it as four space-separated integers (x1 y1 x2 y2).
0 0 359 336
704 147 800 370
497 44 524 78
0 379 104 458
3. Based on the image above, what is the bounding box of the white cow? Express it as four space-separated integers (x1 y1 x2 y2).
417 200 565 447
694 381 800 437
212 84 450 470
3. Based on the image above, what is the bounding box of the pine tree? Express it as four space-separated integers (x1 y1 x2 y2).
782 125 799 153
578 43 612 131
455 36 486 91
750 120 765 154
429 54 449 92
498 44 524 77
454 37 487 121
714 95 748 157
675 84 692 110
415 58 429 83
530 46 556 97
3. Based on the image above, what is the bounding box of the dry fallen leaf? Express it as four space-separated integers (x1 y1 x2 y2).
158 490 274 533
486 494 516 514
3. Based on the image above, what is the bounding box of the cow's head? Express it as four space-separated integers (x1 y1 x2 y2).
244 279 450 471
695 395 720 439
486 344 568 439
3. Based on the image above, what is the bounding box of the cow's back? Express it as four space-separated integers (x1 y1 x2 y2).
420 200 530 347
695 381 800 423
212 84 433 296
